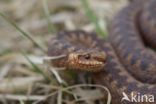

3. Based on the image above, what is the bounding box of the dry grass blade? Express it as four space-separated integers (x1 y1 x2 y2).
43 55 68 85
33 84 112 104
0 94 46 101
0 62 14 80
0 76 44 93
57 90 62 104
19 100 25 104
64 84 112 104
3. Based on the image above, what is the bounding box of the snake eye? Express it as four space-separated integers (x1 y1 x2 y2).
84 54 91 59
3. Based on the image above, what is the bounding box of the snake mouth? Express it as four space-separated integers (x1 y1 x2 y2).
67 51 107 72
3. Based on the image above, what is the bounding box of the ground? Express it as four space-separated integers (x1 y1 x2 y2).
0 0 128 104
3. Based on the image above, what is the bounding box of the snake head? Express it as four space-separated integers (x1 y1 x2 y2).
67 51 107 72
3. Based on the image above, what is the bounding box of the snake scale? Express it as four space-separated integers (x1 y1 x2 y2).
48 0 156 104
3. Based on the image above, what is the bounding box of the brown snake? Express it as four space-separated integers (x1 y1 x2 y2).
48 0 156 104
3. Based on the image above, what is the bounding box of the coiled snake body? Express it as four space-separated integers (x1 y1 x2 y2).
48 0 156 104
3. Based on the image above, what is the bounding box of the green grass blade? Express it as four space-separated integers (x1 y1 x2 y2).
0 49 11 56
0 12 46 52
81 0 107 38
22 52 50 81
42 0 56 33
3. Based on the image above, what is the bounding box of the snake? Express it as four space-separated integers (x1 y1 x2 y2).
48 0 156 104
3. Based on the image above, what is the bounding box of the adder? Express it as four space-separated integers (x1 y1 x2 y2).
48 0 156 104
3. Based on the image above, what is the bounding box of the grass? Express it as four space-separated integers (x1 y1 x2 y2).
22 52 50 81
34 84 111 104
81 0 107 38
42 0 56 33
0 49 12 56
0 12 46 53
0 0 112 104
